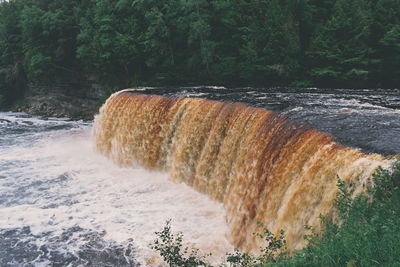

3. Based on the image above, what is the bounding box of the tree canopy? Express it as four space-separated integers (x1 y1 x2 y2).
0 0 399 105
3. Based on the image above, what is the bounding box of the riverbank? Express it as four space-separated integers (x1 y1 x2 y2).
4 79 104 121
9 94 101 121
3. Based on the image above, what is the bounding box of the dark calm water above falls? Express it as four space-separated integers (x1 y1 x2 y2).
134 87 400 155
0 87 399 266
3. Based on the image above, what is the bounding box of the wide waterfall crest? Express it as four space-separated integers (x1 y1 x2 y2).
93 90 389 252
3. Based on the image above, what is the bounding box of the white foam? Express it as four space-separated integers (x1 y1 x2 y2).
181 92 210 97
0 124 233 265
182 86 226 90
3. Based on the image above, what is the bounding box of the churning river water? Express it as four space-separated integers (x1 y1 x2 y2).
0 87 399 266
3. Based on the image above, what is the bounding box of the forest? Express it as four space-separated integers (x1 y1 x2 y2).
0 0 399 106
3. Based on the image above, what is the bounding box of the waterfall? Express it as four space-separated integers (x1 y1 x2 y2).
93 89 389 252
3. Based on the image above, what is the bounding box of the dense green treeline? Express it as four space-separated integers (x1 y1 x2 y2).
0 0 399 106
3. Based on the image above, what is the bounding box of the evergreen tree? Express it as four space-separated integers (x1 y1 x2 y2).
77 0 146 88
180 0 216 80
0 0 399 105
308 0 374 87
0 0 26 106
20 0 81 82
369 0 400 87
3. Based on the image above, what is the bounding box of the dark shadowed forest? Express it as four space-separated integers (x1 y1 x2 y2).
0 0 399 107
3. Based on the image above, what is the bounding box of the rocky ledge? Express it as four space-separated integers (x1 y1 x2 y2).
12 94 102 121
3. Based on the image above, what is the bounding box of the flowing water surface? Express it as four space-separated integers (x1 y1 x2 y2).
0 87 399 266
0 113 231 266
136 87 400 155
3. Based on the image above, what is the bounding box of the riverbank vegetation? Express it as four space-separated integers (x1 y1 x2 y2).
0 0 399 107
152 159 400 266
0 0 400 108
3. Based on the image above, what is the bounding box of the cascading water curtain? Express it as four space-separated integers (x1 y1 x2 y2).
93 90 390 252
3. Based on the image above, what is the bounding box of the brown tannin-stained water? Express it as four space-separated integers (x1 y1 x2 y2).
1 87 398 266
93 89 396 253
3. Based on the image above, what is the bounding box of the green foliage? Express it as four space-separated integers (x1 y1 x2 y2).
27 53 53 81
152 220 287 267
151 220 212 267
308 0 374 87
289 80 314 88
0 0 26 106
255 223 287 263
77 0 146 88
273 158 400 266
0 0 399 100
152 159 400 267
222 222 287 266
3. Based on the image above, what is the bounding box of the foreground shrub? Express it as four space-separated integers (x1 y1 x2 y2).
152 220 212 267
277 158 400 267
152 221 286 267
153 159 400 266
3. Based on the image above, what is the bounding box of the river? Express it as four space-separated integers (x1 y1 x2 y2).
0 87 399 266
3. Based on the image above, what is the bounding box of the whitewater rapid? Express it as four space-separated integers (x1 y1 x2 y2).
0 112 232 266
93 92 391 252
1 86 399 266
